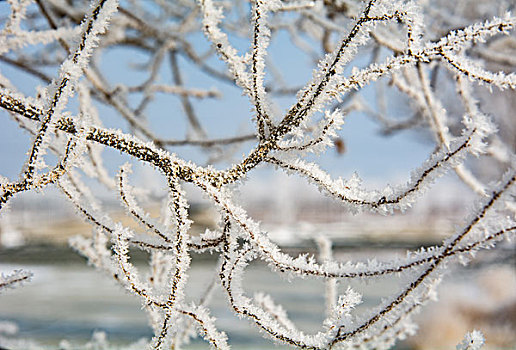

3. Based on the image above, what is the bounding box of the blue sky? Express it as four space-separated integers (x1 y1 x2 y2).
0 3 435 186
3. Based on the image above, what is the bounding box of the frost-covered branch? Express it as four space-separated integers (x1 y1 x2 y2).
0 270 32 293
0 0 515 348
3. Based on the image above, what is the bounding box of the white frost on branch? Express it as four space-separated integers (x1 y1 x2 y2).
0 0 515 349
0 269 32 293
456 330 485 350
